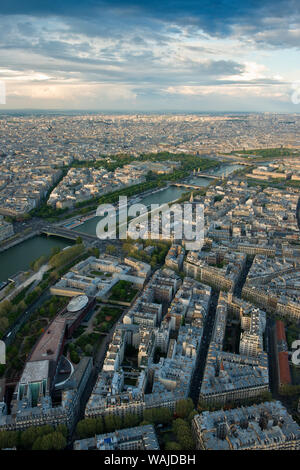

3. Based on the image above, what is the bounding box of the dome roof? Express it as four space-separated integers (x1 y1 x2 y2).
67 295 89 313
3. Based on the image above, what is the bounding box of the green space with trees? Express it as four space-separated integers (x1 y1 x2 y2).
109 280 138 303
0 243 87 341
0 295 68 378
93 305 123 333
49 243 85 269
122 238 171 269
75 398 197 450
0 424 68 450
229 148 300 160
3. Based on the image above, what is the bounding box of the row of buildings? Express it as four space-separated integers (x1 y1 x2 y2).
1 115 299 164
184 247 247 292
192 401 300 450
50 254 151 299
189 178 300 320
84 269 211 420
74 424 159 450
246 160 300 182
47 160 180 210
74 399 300 450
0 215 14 242
199 293 269 405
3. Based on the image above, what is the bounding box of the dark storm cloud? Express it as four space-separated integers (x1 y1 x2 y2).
0 0 299 42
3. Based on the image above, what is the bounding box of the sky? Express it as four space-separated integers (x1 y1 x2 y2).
0 0 299 112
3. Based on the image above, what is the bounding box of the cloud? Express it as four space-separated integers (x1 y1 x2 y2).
0 1 298 110
6 81 137 109
165 83 290 101
1 1 299 42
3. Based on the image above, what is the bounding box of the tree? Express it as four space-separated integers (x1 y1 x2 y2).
19 425 60 450
48 303 57 316
56 424 68 439
34 286 42 297
187 410 198 424
175 398 194 419
70 349 80 364
143 407 172 425
88 247 100 258
159 408 172 424
49 432 67 450
51 246 61 256
95 417 104 434
32 255 47 272
20 426 39 449
123 413 140 429
0 316 9 333
35 425 54 438
85 344 94 355
106 244 117 256
18 300 26 312
143 409 155 424
49 244 84 269
76 418 99 439
197 400 210 413
146 170 156 181
104 414 122 432
279 384 300 396
32 433 65 451
0 430 19 450
165 441 182 450
0 300 12 317
172 418 195 450
177 431 195 450
49 270 59 282
76 420 88 439
172 418 187 435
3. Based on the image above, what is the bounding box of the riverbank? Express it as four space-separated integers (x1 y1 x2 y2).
0 230 39 254
0 162 242 282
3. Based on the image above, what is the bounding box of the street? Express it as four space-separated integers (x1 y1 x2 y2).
189 289 220 405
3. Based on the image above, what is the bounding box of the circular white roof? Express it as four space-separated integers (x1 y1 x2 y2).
67 295 89 312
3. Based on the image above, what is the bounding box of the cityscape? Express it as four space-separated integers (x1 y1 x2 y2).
0 0 300 459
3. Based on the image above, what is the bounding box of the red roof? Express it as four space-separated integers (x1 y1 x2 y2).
278 351 291 385
276 320 286 343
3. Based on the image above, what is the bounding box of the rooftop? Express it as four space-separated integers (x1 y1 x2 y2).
20 360 49 385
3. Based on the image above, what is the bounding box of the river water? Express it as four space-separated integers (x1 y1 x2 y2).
0 163 243 281
0 236 71 282
74 163 242 235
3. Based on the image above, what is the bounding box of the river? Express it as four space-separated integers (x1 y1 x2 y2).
0 163 243 281
0 236 71 282
73 163 243 235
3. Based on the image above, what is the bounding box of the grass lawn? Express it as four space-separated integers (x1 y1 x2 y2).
90 270 104 276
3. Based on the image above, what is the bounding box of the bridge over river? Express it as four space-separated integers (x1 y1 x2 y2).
171 182 213 190
41 225 99 242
